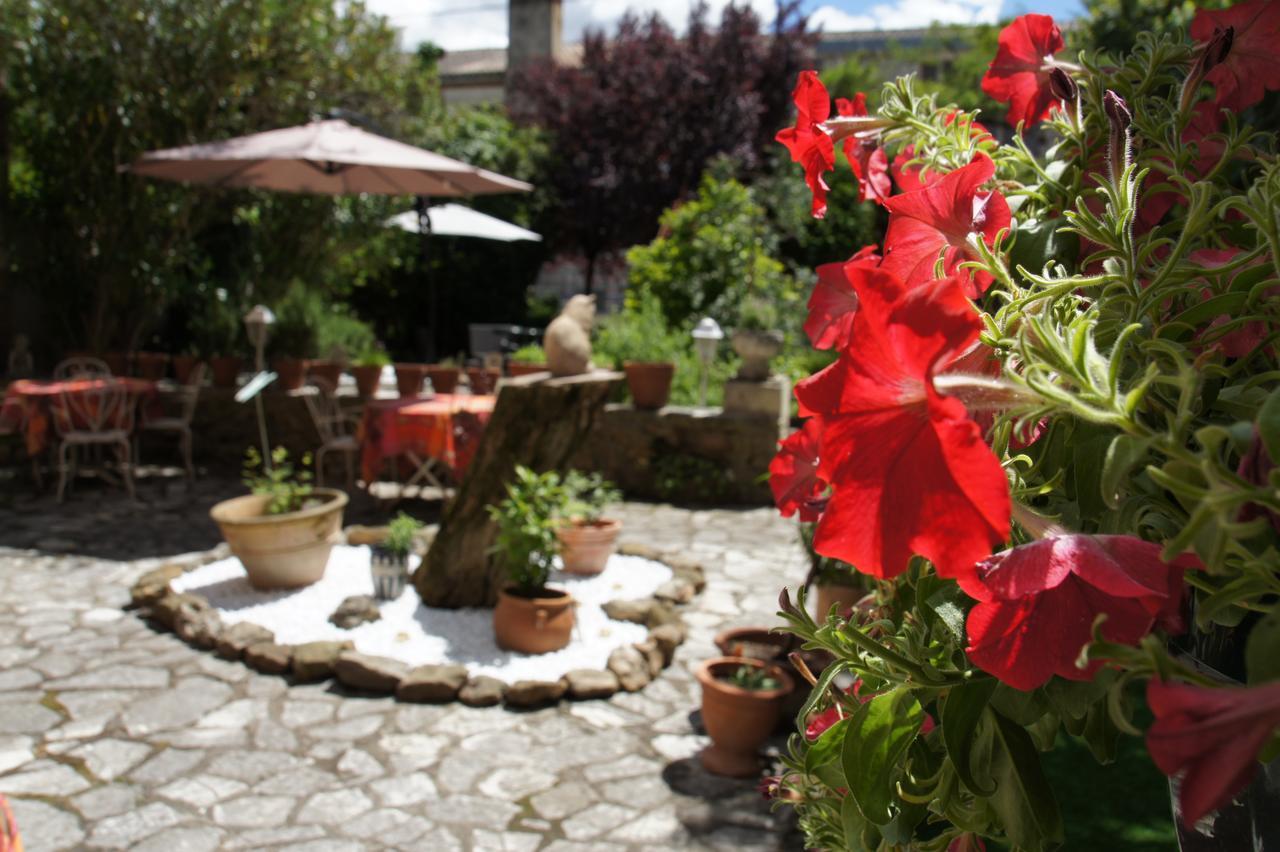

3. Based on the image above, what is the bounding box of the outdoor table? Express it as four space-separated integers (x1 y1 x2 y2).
0 377 158 457
358 393 496 490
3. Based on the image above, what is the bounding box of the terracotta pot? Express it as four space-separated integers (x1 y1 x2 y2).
815 583 864 619
132 351 170 380
210 488 349 590
623 361 675 410
730 329 784 381
493 586 575 654
102 351 129 376
273 357 308 392
507 362 549 377
309 360 343 388
210 356 242 388
395 363 428 397
172 355 203 385
556 518 622 575
426 365 460 394
465 366 501 395
715 627 822 726
352 365 384 400
696 657 794 777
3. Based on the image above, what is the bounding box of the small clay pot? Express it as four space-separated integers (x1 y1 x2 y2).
395 363 428 397
465 366 501 394
507 362 548 377
209 355 242 388
493 586 575 654
696 657 794 777
273 357 308 392
132 351 170 380
556 518 622 575
426 365 460 394
309 360 343 388
172 355 203 385
622 361 675 410
102 351 129 376
351 364 384 400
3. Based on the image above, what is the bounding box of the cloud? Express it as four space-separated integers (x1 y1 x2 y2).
809 0 1003 31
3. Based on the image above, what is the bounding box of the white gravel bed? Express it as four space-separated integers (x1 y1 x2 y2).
172 545 671 683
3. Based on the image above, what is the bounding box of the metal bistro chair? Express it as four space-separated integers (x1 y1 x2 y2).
53 356 112 380
303 377 359 489
138 362 205 480
52 377 136 502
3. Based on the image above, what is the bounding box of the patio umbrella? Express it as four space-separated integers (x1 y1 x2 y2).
386 204 541 242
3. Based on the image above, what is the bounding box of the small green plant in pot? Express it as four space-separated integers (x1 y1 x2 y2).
507 343 547 376
556 469 624 575
351 346 390 400
371 512 422 600
487 466 575 654
595 288 682 409
696 656 794 777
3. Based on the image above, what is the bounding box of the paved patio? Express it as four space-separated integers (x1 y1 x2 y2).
0 477 807 851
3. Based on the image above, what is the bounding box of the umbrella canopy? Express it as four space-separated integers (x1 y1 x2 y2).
386 204 541 243
127 119 532 196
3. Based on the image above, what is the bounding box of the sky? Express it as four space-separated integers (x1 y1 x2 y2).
361 0 1085 52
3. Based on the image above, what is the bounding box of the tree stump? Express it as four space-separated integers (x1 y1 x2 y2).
414 370 622 608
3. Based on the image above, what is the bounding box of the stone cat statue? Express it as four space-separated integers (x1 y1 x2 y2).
543 294 596 377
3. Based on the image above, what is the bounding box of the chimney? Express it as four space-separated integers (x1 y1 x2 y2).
507 0 562 78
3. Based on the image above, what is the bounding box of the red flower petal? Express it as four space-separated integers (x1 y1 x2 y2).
1146 679 1280 824
981 14 1065 129
803 246 880 351
881 153 1010 295
769 418 825 522
1191 0 1280 112
777 71 836 218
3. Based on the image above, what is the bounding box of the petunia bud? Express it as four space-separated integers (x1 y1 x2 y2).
1180 26 1234 113
1104 90 1132 187
1048 67 1078 104
778 587 796 616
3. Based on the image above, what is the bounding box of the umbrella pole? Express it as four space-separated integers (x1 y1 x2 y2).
416 196 436 362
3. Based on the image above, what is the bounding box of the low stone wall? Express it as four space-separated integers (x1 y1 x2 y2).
182 387 344 473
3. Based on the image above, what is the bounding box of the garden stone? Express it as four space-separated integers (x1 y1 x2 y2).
244 642 292 675
561 669 620 700
215 622 275 660
601 598 653 624
654 578 696 604
633 638 665 677
648 624 684 664
152 592 209 629
458 676 506 707
607 646 651 692
328 595 381 629
130 565 183 608
396 664 469 702
174 608 222 649
334 652 407 693
668 559 707 592
291 640 354 682
504 679 567 707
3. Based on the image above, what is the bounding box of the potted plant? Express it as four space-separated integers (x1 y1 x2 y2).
696 657 794 777
307 347 344 388
507 343 548 377
729 297 783 381
555 469 623 575
210 447 348 590
351 347 390 401
269 308 315 393
487 465 576 654
465 365 501 394
196 295 244 388
132 350 171 380
394 362 429 397
426 358 460 394
370 512 422 600
594 291 679 410
172 348 204 385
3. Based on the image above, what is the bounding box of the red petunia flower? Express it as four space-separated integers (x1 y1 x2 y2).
881 153 1011 296
794 272 1011 582
1238 426 1280 534
777 71 837 218
1191 0 1280 112
837 93 892 205
803 245 881 351
947 834 987 852
963 535 1197 691
981 14 1067 129
1146 678 1280 825
769 418 826 522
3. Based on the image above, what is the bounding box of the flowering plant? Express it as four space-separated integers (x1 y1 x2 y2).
768 4 1280 849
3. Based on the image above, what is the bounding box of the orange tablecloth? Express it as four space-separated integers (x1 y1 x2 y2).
0 378 157 456
359 393 496 484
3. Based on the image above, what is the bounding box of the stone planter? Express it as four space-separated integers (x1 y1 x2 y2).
273 357 308 392
210 488 349 590
493 586 575 654
730 329 784 381
557 518 622 575
696 656 794 777
395 363 428 398
351 365 384 400
426 365 460 395
370 546 411 601
172 355 203 385
623 361 675 410
309 360 343 388
210 355 242 388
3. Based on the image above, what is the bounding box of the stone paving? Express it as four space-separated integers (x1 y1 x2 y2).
0 476 808 851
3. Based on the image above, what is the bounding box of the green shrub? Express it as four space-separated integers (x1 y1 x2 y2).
593 287 688 366
242 447 314 515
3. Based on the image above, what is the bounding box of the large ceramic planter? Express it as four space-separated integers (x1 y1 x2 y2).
133 351 170 380
210 488 349 590
730 329 784 381
557 518 622 575
210 355 242 388
623 361 675 410
507 362 549 378
426 365 460 394
493 586 575 654
395 363 428 398
273 357 308 392
696 657 794 777
352 365 384 401
309 360 343 388
172 355 203 385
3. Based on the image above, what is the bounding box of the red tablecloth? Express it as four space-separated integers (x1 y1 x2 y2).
359 393 496 483
0 378 157 456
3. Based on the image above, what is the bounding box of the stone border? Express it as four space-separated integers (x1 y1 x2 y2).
126 535 706 710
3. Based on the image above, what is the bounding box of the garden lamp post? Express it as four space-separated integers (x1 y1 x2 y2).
691 317 723 409
243 305 276 469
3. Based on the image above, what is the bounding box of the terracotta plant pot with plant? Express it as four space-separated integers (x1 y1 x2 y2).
465 366 501 395
133 351 170 380
210 447 347 590
507 362 549 377
273 357 308 392
488 465 576 654
308 360 343 388
696 657 794 777
623 361 675 410
507 344 548 377
209 356 242 388
556 469 623 575
172 354 203 385
394 363 428 397
352 349 390 400
426 363 460 394
102 351 129 376
370 512 422 600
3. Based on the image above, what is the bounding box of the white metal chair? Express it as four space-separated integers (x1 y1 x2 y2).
138 362 205 480
303 378 358 489
53 356 112 380
52 378 136 502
